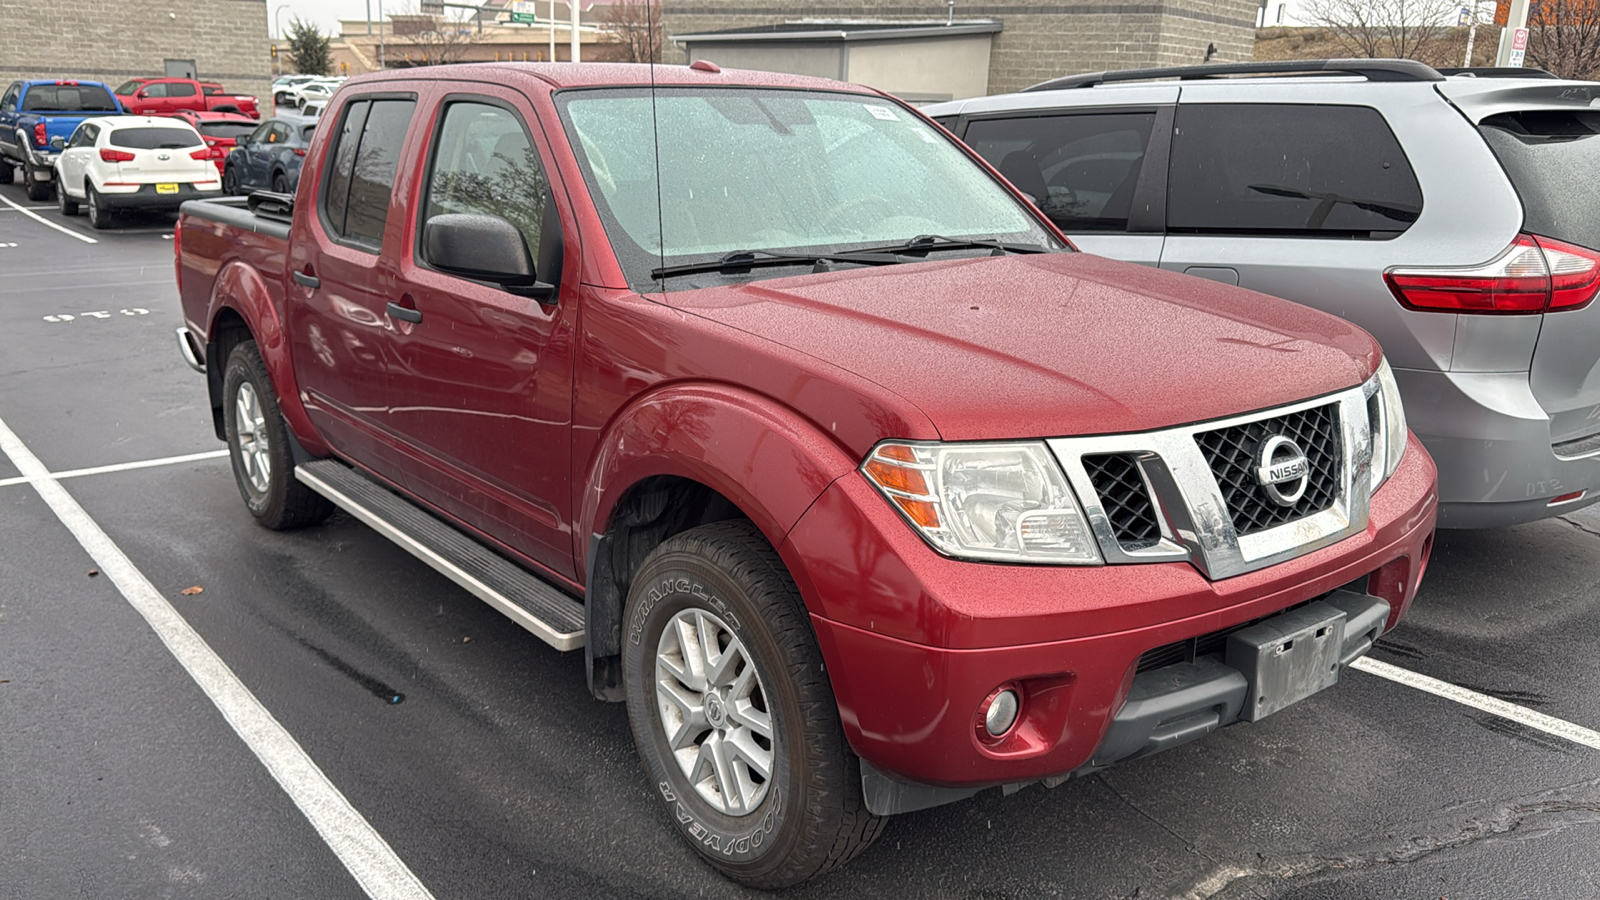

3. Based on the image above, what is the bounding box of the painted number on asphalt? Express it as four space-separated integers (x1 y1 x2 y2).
43 309 152 323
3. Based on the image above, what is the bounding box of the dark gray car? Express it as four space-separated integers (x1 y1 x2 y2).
927 60 1600 528
222 114 315 195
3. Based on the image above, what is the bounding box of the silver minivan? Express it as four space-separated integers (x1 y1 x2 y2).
927 60 1600 527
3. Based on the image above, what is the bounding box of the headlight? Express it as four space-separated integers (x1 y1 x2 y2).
1368 358 1407 492
861 441 1101 565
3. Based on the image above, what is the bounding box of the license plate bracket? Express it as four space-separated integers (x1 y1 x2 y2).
1226 600 1346 722
156 183 179 194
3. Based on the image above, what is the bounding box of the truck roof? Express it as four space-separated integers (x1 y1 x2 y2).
341 62 870 95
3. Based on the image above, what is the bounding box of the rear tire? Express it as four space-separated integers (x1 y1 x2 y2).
0 160 13 184
23 164 52 201
622 520 885 888
58 181 78 216
222 340 334 530
85 184 111 229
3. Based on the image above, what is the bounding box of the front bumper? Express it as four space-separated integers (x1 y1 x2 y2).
1397 367 1600 527
98 182 222 211
781 433 1436 804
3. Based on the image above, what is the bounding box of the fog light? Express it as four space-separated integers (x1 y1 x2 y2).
983 688 1020 737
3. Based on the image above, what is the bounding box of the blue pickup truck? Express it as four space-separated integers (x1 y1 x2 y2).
0 79 122 200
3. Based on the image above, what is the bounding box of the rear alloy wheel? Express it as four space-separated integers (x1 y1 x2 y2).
222 340 333 530
58 180 78 216
622 521 884 888
23 164 52 201
85 185 111 229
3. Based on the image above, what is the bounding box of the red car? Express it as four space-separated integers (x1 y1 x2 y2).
115 77 259 119
174 63 1437 887
161 109 258 172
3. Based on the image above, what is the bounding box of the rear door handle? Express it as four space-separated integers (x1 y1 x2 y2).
386 302 422 324
292 270 319 289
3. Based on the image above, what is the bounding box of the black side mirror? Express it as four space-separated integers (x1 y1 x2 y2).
423 213 555 302
49 136 65 150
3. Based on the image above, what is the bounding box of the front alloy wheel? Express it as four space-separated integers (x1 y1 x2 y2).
654 607 775 816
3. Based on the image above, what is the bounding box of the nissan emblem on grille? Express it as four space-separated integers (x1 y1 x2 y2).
1256 435 1311 507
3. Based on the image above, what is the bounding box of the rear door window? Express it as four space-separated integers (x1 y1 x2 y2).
167 82 197 98
963 112 1155 232
1479 109 1600 251
1168 104 1421 238
320 98 416 250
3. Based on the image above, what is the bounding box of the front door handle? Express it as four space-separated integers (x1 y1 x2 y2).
386 302 422 324
292 270 319 289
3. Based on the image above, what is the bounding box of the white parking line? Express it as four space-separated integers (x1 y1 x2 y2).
0 193 97 244
0 416 435 900
1352 656 1600 750
0 448 229 488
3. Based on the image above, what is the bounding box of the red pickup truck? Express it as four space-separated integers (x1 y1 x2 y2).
174 63 1438 887
115 77 260 119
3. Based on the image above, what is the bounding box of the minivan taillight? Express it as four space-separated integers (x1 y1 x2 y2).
34 122 48 147
1386 233 1600 314
99 148 136 163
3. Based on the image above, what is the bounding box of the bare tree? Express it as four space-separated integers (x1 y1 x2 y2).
390 4 483 66
598 0 662 64
1304 0 1461 59
1527 0 1600 79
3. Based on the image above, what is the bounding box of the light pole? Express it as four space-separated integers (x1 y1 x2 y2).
275 3 293 40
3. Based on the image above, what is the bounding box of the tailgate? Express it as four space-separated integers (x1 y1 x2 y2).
1442 80 1600 446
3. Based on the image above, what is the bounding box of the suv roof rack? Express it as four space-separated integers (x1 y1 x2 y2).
1436 66 1558 79
1023 58 1444 92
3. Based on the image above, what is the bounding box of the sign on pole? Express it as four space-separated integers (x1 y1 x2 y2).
1493 0 1510 25
1508 26 1529 66
511 0 538 24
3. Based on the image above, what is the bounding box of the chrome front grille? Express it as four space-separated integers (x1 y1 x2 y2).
1049 384 1378 581
1195 403 1341 536
1082 453 1161 551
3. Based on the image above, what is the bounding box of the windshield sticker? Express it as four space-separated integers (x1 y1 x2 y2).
864 105 900 122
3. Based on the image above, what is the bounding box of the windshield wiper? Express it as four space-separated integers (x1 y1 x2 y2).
651 248 903 280
858 234 1053 257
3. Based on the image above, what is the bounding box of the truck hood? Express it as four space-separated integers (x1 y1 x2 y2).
665 252 1380 440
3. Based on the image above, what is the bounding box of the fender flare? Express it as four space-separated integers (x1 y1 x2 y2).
579 383 863 698
204 259 329 455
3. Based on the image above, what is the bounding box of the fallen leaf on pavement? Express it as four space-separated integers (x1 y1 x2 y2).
180 586 204 596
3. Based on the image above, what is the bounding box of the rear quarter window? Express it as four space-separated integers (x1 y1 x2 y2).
1168 104 1421 238
1479 109 1600 251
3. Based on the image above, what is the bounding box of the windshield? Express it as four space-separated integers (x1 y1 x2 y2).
115 80 145 95
1480 109 1600 251
109 126 203 150
22 84 118 112
198 122 257 140
558 87 1058 290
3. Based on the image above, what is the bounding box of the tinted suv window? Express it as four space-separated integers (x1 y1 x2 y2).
1168 104 1421 238
1479 109 1600 251
423 101 548 259
964 113 1154 232
321 98 416 249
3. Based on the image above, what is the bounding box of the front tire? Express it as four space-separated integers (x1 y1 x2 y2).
58 180 79 215
622 521 884 888
222 164 239 196
85 184 111 229
272 172 289 194
222 340 334 530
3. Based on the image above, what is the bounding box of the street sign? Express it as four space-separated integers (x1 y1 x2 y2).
1458 6 1472 25
511 0 538 23
1509 25 1529 66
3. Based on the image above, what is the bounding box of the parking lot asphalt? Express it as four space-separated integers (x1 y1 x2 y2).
1 181 1598 900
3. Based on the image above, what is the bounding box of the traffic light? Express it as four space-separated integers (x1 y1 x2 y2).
271 44 278 59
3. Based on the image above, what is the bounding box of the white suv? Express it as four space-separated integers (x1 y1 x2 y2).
52 116 222 228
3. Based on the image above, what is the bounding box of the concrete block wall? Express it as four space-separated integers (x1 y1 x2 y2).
0 0 273 108
664 1 1258 95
